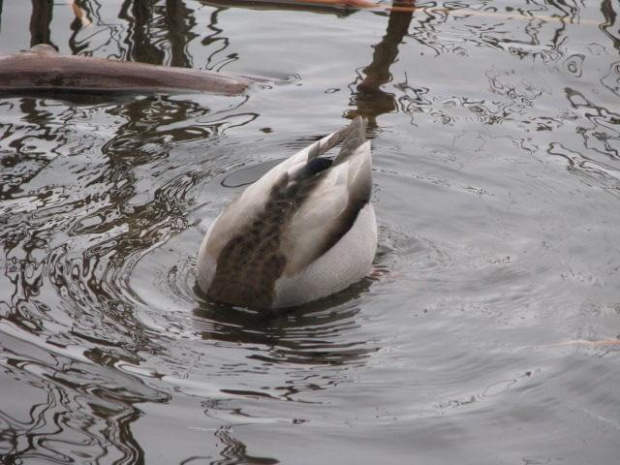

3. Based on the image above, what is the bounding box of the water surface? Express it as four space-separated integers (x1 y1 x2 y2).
1 1 620 464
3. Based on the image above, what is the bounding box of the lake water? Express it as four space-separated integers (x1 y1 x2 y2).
1 1 620 463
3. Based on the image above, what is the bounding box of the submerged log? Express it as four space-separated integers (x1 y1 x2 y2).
0 44 263 96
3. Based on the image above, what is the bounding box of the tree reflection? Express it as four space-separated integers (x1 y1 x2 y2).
350 0 414 126
23 0 412 119
119 0 166 64
68 0 91 54
1 97 73 333
165 0 198 67
601 0 620 51
116 0 198 67
29 0 54 48
60 0 199 67
202 0 413 124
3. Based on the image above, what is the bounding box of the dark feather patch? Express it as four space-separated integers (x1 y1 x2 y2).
208 166 328 308
305 157 333 176
300 116 370 262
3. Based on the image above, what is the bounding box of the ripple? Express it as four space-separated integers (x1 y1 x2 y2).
563 53 585 77
2 1 620 463
601 61 620 97
127 223 379 401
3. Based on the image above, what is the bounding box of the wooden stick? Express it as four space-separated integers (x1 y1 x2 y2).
0 45 265 96
543 340 620 347
206 0 600 25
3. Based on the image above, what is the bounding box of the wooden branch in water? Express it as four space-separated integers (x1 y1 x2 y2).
544 340 620 347
203 0 377 10
204 0 599 25
0 45 265 96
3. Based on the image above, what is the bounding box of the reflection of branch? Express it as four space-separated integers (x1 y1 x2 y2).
600 0 620 51
119 0 165 64
68 0 92 28
358 2 413 93
201 8 236 71
165 0 198 68
30 0 54 47
349 0 413 125
68 0 92 55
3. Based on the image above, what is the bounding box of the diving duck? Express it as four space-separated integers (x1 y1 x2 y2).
196 117 377 309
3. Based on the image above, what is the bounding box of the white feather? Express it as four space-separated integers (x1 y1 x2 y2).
274 203 377 308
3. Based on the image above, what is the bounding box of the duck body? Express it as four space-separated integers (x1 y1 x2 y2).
196 117 377 309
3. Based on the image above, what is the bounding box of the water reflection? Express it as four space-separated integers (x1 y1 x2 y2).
1 98 76 336
203 0 413 123
0 341 167 462
119 0 166 64
600 0 620 51
164 0 198 67
2 0 620 463
0 93 228 461
351 0 414 125
29 0 54 48
193 278 375 366
210 425 279 465
601 61 620 97
25 0 200 68
200 7 239 71
112 0 199 67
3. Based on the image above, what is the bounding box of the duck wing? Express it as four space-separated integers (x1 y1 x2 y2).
280 116 372 276
199 117 372 308
204 117 369 258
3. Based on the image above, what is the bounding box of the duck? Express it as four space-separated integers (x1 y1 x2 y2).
196 117 377 309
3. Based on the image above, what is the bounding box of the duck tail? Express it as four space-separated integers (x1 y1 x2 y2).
306 116 368 162
333 116 367 165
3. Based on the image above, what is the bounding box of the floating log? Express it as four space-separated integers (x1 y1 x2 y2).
201 0 376 12
202 0 598 22
0 44 264 96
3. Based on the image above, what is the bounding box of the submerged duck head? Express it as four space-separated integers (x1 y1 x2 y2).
196 117 377 310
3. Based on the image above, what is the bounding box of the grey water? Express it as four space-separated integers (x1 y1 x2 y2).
1 1 620 463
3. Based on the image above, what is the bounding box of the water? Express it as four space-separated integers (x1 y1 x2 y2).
1 1 620 463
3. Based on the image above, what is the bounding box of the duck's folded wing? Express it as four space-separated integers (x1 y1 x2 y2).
204 119 366 258
249 119 358 191
280 138 373 276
